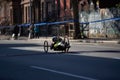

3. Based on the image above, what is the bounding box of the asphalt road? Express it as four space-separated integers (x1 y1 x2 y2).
0 40 120 80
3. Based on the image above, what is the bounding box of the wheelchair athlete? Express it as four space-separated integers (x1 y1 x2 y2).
50 36 64 50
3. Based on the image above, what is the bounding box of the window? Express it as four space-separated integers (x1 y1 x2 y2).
25 7 27 23
42 2 44 20
47 2 52 12
70 24 74 30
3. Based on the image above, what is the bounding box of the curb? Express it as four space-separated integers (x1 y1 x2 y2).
29 38 120 44
70 39 120 44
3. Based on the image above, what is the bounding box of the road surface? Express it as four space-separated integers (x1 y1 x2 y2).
0 40 120 80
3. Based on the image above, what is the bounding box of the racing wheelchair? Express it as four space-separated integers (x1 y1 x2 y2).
44 36 70 53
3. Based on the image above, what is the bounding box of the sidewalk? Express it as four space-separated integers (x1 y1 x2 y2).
0 35 120 44
0 35 11 40
31 37 120 44
70 38 120 44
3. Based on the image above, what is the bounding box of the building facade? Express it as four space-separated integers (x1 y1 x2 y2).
0 0 11 26
0 0 120 38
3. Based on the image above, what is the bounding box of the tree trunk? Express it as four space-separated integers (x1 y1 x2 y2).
72 0 81 39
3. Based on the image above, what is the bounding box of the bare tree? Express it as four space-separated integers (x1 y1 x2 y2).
71 0 81 39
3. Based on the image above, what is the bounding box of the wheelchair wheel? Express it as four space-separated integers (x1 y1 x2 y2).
44 40 49 53
64 36 70 53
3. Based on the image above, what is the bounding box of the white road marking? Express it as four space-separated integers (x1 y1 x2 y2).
30 66 97 80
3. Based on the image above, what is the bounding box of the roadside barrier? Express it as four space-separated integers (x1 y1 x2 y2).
18 17 120 27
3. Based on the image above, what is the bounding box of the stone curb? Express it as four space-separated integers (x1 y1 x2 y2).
70 39 120 44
